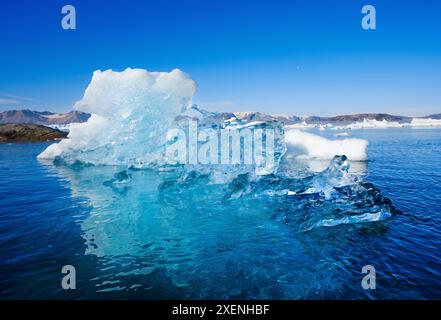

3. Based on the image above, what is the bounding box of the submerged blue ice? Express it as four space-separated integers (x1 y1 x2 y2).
34 68 400 297
36 151 399 298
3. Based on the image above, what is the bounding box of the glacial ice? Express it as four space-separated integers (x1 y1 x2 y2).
288 117 441 130
256 155 398 231
332 119 404 130
410 118 441 127
37 67 398 231
331 118 441 130
285 129 368 161
38 68 196 166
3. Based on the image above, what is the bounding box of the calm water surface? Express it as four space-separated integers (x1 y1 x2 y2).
1 128 440 299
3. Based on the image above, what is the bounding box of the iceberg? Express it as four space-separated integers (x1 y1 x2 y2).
258 155 398 231
39 68 290 179
38 67 371 174
332 119 404 130
334 132 350 137
285 129 368 161
31 67 405 299
410 118 441 127
38 68 285 176
330 118 441 130
286 117 441 131
38 68 196 166
37 67 398 233
38 152 397 298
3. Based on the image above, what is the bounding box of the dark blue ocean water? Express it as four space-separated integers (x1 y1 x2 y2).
1 128 441 299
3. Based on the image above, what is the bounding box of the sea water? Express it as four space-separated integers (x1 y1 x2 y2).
1 127 441 299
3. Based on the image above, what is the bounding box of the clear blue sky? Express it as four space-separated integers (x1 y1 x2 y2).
0 0 440 116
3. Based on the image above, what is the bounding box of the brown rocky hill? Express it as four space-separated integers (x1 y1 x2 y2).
0 124 68 142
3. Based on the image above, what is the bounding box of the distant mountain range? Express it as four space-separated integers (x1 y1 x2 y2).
424 113 441 119
1 109 440 126
306 112 441 123
0 109 90 125
217 111 441 124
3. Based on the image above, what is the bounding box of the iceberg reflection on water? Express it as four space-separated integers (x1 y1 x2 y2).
38 152 398 298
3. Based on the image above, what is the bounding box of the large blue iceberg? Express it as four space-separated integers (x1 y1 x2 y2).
38 67 397 233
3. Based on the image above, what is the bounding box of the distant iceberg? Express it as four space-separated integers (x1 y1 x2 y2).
46 123 72 132
285 129 368 161
410 118 441 127
331 118 441 130
286 117 441 131
332 119 404 130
